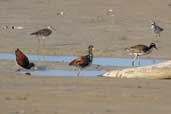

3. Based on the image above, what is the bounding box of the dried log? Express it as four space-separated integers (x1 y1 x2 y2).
103 61 171 79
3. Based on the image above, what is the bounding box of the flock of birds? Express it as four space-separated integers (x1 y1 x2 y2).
15 21 164 76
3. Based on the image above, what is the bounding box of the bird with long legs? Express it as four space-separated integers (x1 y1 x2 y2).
151 21 164 42
15 48 35 71
30 26 56 57
125 43 157 66
69 45 95 76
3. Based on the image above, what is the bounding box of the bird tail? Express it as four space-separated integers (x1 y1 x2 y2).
30 32 38 35
69 60 76 66
69 61 74 66
160 28 164 31
124 48 128 50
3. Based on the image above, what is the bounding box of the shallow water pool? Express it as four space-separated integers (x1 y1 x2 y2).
19 69 106 77
0 53 165 67
0 53 166 76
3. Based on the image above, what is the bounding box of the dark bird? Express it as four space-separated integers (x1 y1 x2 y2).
69 45 95 76
125 43 157 66
30 26 56 56
30 26 56 38
15 48 35 71
151 21 164 40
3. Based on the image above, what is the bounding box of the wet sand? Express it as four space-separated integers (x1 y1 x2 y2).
0 0 171 113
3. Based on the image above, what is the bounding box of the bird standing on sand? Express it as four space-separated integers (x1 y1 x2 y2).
125 43 157 66
69 45 95 76
30 26 55 38
30 26 56 55
15 48 35 71
151 21 164 40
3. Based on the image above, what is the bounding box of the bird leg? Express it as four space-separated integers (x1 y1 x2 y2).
42 37 46 60
152 59 156 64
15 62 24 72
37 37 41 60
158 33 160 38
16 63 21 72
42 37 45 49
132 61 134 67
138 56 140 66
77 68 81 77
132 55 137 67
157 33 160 42
155 33 160 42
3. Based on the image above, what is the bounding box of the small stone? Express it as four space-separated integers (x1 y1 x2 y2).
106 9 115 16
5 97 12 100
137 85 142 88
57 11 64 16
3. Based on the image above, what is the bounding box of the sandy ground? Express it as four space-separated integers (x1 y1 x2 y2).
1 73 171 114
0 0 171 113
0 0 171 58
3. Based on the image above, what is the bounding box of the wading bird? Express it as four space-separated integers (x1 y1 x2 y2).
125 43 157 66
69 45 95 76
151 21 164 41
30 26 56 56
15 48 35 71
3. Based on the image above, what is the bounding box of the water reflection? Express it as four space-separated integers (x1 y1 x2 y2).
19 69 106 77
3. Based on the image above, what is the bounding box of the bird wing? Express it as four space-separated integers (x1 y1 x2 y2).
15 50 30 67
128 45 148 53
69 56 88 66
155 26 164 32
30 29 52 36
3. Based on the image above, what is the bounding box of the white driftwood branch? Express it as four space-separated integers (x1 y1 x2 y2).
103 61 171 79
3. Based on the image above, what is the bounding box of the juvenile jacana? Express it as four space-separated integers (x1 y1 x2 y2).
125 43 157 66
30 26 56 56
69 45 94 76
15 48 35 71
151 21 164 41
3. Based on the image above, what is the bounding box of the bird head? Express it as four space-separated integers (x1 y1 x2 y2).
151 21 156 25
30 63 35 67
28 62 36 70
150 42 157 49
47 26 56 31
15 48 20 52
15 48 22 55
88 45 95 51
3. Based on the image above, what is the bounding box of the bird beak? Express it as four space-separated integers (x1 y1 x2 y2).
52 27 56 31
50 26 56 31
155 46 158 50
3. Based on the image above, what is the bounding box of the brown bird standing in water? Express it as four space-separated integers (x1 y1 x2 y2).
125 43 157 66
15 48 35 71
69 45 95 76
